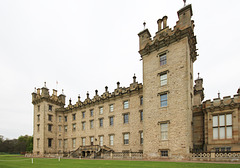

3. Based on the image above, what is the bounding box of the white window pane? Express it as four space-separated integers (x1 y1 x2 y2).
219 127 225 139
124 134 129 139
219 115 225 126
213 128 218 139
161 80 167 86
226 126 232 139
213 116 218 127
161 123 168 131
226 114 232 125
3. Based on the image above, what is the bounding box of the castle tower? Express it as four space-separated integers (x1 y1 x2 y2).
32 83 65 156
138 4 198 159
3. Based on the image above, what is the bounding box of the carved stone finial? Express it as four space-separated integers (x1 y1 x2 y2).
218 91 220 99
117 82 120 89
95 90 98 96
133 74 136 83
105 86 108 92
34 87 37 93
62 89 64 95
44 81 47 88
143 22 146 30
198 73 200 79
87 91 89 98
69 98 72 105
78 94 81 101
183 0 186 6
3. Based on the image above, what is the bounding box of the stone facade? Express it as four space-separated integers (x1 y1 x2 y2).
31 4 240 160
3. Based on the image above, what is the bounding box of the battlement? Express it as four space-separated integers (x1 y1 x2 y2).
193 90 240 112
138 4 197 62
66 74 142 111
32 82 66 106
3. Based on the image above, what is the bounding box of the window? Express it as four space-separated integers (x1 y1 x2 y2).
161 123 168 140
99 136 103 146
99 107 103 114
109 116 114 126
140 110 143 121
37 124 40 131
160 150 168 157
90 109 94 117
140 132 143 145
90 137 94 145
123 133 129 145
72 123 76 131
48 115 52 121
64 125 67 132
160 54 167 66
123 101 129 109
64 116 67 122
48 105 52 111
37 115 40 122
48 124 52 132
213 114 232 139
72 138 76 148
48 138 52 147
59 125 62 132
99 118 103 127
82 112 85 119
59 116 62 122
140 96 143 105
82 122 86 130
37 138 40 148
90 120 94 129
72 114 76 121
64 139 68 149
160 94 168 107
109 135 114 146
59 139 62 148
123 114 129 124
82 138 86 146
109 104 114 112
160 73 167 86
38 105 40 112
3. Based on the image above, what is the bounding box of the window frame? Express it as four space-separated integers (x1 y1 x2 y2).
212 113 232 140
123 133 129 145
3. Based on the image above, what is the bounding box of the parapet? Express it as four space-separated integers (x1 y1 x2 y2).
138 4 197 62
193 89 240 112
66 74 143 111
32 82 66 107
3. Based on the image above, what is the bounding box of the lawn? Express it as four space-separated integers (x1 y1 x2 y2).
0 155 239 168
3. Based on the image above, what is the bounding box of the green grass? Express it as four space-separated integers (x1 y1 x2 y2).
0 155 239 168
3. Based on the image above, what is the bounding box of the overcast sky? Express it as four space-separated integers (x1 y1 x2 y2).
0 0 239 139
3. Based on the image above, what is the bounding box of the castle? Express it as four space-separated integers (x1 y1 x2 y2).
31 4 240 160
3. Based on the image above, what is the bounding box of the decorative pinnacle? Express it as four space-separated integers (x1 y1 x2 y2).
218 91 220 99
87 91 89 98
117 82 120 89
105 86 108 92
44 81 47 88
95 90 98 96
198 73 200 79
183 0 186 6
133 73 136 83
78 94 81 101
143 22 146 30
62 89 64 95
69 98 72 105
